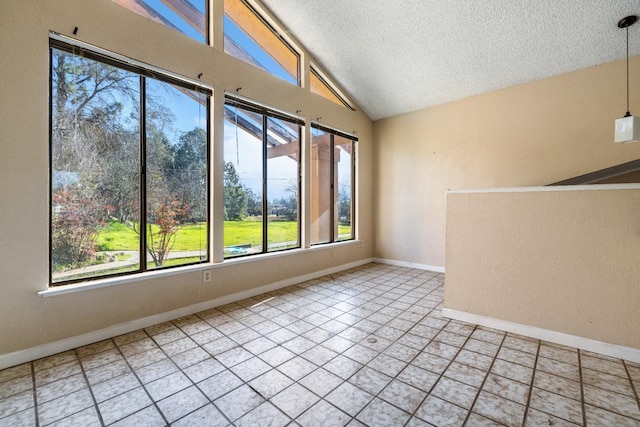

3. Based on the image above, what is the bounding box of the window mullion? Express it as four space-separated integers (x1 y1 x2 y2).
330 134 335 243
139 75 147 273
262 115 268 253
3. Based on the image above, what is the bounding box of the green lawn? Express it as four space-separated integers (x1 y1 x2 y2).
97 220 208 252
96 219 351 252
223 220 301 247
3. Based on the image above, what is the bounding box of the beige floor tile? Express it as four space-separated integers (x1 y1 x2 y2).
585 403 640 426
296 400 350 427
473 390 526 427
356 398 411 427
529 388 583 425
97 386 152 425
581 354 628 378
583 384 640 420
0 390 34 420
524 408 580 426
0 374 32 400
38 388 93 425
299 368 342 397
271 383 319 419
415 395 468 426
215 384 264 422
76 340 116 359
432 376 478 409
326 382 373 417
582 367 635 397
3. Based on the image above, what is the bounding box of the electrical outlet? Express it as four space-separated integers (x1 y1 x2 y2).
202 270 212 283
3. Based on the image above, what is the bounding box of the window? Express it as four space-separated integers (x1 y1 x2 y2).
224 0 299 85
111 0 207 44
50 40 211 285
310 126 356 245
310 66 352 109
224 97 302 258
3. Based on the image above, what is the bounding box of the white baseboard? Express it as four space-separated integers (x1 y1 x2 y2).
442 307 640 363
373 257 445 273
0 258 373 370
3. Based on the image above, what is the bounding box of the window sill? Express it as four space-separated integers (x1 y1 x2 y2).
38 240 362 297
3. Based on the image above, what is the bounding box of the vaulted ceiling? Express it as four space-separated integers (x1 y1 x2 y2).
262 1 640 121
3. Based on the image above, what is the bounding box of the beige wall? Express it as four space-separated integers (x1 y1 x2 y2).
0 0 373 357
374 56 640 268
444 186 640 349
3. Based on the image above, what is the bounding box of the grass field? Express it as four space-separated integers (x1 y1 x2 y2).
97 220 208 252
96 219 352 252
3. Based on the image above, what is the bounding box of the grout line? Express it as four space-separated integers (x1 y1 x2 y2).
622 360 640 414
112 332 172 426
578 350 587 426
521 338 541 426
31 362 40 427
461 330 507 426
335 275 442 425
74 347 106 427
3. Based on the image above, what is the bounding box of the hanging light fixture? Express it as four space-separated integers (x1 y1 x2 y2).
615 15 640 143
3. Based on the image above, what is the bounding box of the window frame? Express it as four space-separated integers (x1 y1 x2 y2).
111 0 209 45
223 93 303 259
310 123 357 246
49 36 213 286
310 65 354 110
223 0 301 86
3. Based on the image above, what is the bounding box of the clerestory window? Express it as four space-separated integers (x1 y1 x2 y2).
111 0 207 44
224 0 299 85
50 38 211 285
310 65 353 109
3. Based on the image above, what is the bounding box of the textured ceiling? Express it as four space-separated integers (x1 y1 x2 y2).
261 0 640 121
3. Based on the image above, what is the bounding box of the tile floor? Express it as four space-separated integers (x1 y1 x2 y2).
1 263 639 426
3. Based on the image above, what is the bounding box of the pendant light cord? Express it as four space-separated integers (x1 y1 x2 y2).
626 26 631 117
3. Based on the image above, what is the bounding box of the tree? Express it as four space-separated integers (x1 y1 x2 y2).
224 162 248 220
245 188 262 217
52 48 141 227
145 197 190 267
51 188 112 270
280 181 298 221
172 128 208 221
338 186 351 224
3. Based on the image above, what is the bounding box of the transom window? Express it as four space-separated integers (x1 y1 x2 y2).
111 0 207 44
50 39 211 285
310 125 356 245
310 65 353 109
224 0 299 85
224 96 302 258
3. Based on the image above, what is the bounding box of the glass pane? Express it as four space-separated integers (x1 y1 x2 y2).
145 79 208 269
266 117 300 251
311 68 347 108
224 0 298 85
112 0 206 43
51 47 141 283
335 136 354 241
310 128 332 245
224 105 264 257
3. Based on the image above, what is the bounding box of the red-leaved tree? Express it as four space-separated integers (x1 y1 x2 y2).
52 188 112 270
145 198 191 267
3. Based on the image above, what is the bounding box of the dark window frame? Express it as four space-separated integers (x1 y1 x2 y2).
310 123 357 246
49 38 212 286
223 0 301 86
223 94 303 259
